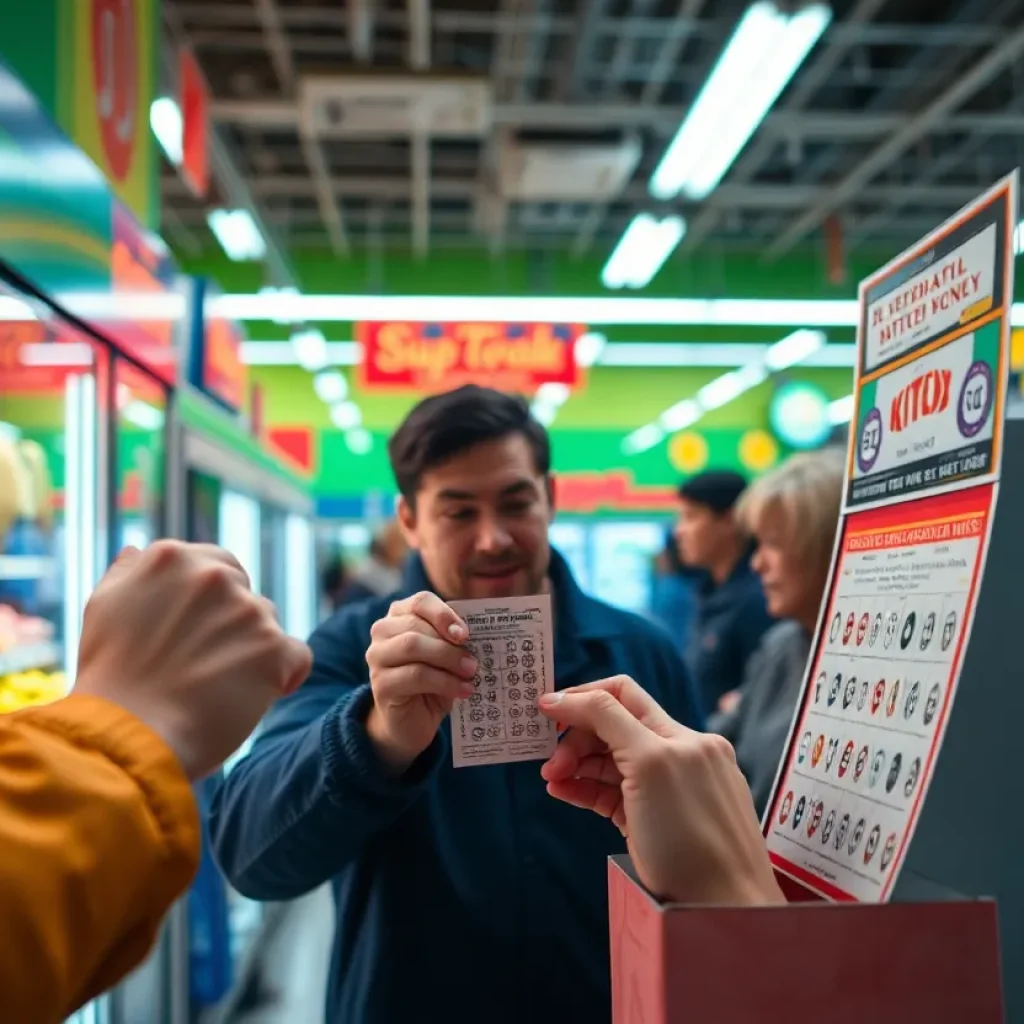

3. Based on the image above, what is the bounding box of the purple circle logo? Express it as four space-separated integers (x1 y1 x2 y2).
957 361 993 438
857 407 883 472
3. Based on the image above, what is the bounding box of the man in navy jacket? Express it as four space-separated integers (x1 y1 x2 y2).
208 385 703 1024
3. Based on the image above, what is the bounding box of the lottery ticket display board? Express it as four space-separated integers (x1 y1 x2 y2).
448 595 557 767
848 179 1013 510
765 172 1017 902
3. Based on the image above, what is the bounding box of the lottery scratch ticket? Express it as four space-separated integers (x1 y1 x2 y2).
448 594 557 768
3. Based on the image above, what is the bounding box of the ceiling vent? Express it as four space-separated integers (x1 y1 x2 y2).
496 135 642 202
299 76 493 138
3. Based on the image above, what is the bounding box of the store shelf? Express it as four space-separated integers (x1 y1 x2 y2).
0 555 55 581
0 642 61 676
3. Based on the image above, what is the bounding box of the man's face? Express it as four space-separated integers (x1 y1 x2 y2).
398 434 553 601
673 498 736 569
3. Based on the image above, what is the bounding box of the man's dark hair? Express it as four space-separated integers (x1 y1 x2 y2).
388 385 551 502
677 470 748 514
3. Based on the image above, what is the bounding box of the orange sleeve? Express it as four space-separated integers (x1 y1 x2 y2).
0 694 200 1024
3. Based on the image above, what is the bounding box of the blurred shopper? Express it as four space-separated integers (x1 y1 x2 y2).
538 676 783 907
0 541 310 1024
648 529 699 657
208 385 702 1024
345 520 407 602
708 450 844 816
674 470 773 715
320 556 352 615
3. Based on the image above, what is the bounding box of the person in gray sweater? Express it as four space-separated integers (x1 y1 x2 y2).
708 449 845 818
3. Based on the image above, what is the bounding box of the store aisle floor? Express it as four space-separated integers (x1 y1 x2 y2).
229 887 335 1024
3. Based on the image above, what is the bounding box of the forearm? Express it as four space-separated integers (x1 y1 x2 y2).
0 695 199 1023
208 685 443 900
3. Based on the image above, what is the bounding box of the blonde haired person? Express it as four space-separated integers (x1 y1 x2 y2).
707 448 845 816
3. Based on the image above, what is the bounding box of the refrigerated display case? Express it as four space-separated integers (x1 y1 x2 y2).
0 272 108 713
170 387 315 1021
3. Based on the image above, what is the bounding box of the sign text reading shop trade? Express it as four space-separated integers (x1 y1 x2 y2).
358 321 584 392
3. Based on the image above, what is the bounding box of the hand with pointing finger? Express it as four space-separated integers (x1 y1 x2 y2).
538 676 783 907
365 591 477 773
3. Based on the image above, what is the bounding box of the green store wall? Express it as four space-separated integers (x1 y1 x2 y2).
176 248 871 509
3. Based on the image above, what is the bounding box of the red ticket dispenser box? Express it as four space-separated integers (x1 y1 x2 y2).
608 856 1003 1024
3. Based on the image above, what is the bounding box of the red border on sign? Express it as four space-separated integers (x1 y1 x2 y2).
765 483 995 901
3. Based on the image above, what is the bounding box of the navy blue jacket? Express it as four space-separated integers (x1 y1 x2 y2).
208 551 702 1024
686 553 773 715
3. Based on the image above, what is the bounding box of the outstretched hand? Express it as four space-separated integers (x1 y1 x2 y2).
538 676 783 906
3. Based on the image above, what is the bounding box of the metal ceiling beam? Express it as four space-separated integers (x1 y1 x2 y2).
641 0 708 105
208 97 1024 139
408 0 431 70
411 132 431 256
161 1 295 286
252 0 349 256
174 5 1011 48
765 19 1024 259
163 173 989 210
552 0 608 101
350 0 376 62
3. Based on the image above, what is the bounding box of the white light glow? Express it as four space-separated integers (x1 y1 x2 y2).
150 97 183 166
211 292 864 327
1015 220 1024 255
284 514 315 640
763 328 827 371
207 208 267 262
0 295 38 321
345 427 373 454
241 339 857 369
313 369 348 403
659 399 701 431
575 331 607 367
330 401 362 430
121 399 165 432
535 382 571 406
828 394 855 424
19 342 93 367
622 423 665 454
697 362 768 410
602 214 687 289
649 2 831 201
291 327 329 372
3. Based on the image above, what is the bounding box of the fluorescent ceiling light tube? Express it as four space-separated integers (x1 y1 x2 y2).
659 399 701 431
207 208 267 262
828 394 854 425
763 328 827 371
291 327 329 372
622 423 665 454
602 214 687 289
214 293 863 327
330 401 362 430
150 98 183 166
313 369 348 403
649 1 831 201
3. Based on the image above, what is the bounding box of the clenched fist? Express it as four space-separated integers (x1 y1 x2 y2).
75 542 311 781
365 592 477 773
